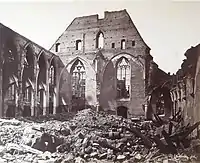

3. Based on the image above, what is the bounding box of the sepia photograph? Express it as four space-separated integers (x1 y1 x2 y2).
0 0 199 162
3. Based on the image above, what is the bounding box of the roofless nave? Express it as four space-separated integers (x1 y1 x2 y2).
0 9 199 127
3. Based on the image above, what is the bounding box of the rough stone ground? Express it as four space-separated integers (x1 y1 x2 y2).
0 109 199 163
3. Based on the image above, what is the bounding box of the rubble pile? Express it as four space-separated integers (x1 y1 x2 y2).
0 109 199 162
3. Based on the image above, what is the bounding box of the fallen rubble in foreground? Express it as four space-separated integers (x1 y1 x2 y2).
0 109 199 163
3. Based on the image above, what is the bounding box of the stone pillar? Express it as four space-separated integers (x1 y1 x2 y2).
33 54 38 116
55 64 60 114
16 43 26 117
53 92 56 114
44 62 49 115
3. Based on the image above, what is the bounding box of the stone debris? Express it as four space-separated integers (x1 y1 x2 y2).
0 109 198 162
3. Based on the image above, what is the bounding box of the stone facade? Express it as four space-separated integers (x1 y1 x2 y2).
0 9 169 118
50 9 169 118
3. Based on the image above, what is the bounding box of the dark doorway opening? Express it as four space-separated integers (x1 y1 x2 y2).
23 105 31 117
71 96 85 112
6 105 15 117
117 106 128 118
49 101 53 114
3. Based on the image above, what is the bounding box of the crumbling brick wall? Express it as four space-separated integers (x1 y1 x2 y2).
50 9 155 117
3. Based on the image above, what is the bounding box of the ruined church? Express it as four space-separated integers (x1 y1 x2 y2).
0 9 199 125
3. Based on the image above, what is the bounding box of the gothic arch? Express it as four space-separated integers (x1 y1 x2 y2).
49 57 57 114
116 56 131 99
58 56 97 110
37 52 47 83
102 52 144 79
58 56 96 83
36 53 48 115
70 59 86 111
37 49 45 61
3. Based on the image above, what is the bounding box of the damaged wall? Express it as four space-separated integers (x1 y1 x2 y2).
50 9 161 117
0 23 65 117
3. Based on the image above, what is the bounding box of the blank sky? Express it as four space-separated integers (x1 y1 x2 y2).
0 0 199 73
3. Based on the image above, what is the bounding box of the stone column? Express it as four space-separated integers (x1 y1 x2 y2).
32 53 38 116
55 63 60 114
44 62 49 115
16 43 26 117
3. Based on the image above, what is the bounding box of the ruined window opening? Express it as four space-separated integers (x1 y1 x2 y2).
8 84 15 100
156 93 165 115
112 43 115 48
116 57 130 99
49 65 55 86
24 87 32 102
76 40 82 50
121 39 125 49
49 64 55 114
55 43 61 52
37 89 44 106
71 60 86 99
96 32 104 49
132 40 135 46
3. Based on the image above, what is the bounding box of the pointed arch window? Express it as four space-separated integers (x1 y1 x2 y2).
55 43 61 52
24 86 32 102
117 57 130 99
156 93 165 115
76 40 82 50
49 65 55 86
121 39 125 49
96 32 104 49
8 84 15 100
71 60 86 98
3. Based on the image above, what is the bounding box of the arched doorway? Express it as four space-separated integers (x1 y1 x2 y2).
117 106 128 118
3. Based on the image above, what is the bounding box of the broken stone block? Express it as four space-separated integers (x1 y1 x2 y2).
98 138 108 148
39 151 52 160
60 128 71 136
163 159 168 163
84 146 92 154
117 154 126 161
134 153 142 161
175 155 189 162
75 139 83 148
77 132 84 139
61 153 74 163
90 152 98 158
108 131 121 139
99 153 107 159
116 142 124 149
82 137 90 148
92 142 99 147
83 154 89 159
75 156 85 163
